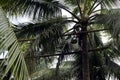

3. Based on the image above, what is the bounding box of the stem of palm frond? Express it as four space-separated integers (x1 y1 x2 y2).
61 7 80 21
88 0 104 15
26 46 109 58
63 28 110 36
64 20 78 23
88 0 98 15
83 0 88 15
63 27 74 34
18 29 110 42
76 0 82 18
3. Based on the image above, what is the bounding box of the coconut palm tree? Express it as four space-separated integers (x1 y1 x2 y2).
20 0 120 80
60 0 120 80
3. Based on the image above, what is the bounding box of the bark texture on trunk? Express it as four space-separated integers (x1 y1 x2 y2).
79 26 90 80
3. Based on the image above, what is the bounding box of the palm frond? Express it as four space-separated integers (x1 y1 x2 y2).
16 17 69 74
0 7 29 80
0 0 25 7
102 0 118 8
104 54 120 79
1 0 63 19
94 9 120 37
23 0 63 19
15 17 68 38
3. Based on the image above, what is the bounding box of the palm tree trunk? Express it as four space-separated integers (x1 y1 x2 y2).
79 26 90 80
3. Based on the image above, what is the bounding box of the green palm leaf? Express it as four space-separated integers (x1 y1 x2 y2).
1 0 63 19
0 7 29 80
15 17 68 74
95 9 120 37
